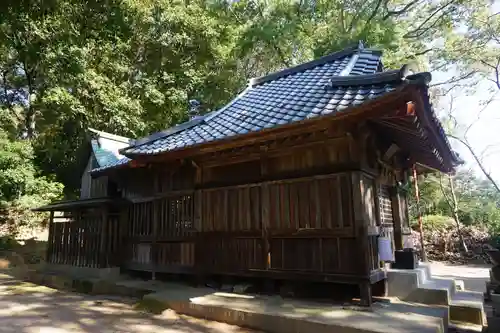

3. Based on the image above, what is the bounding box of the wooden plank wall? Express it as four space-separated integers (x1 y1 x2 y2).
81 157 108 199
265 174 356 274
115 134 389 280
199 184 263 271
46 209 122 268
125 192 195 270
201 185 261 232
90 176 108 198
121 173 365 277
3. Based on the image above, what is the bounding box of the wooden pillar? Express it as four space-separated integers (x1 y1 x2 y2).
100 206 109 268
192 161 205 285
118 206 129 267
62 216 70 265
392 186 404 251
46 211 55 264
413 165 427 262
391 166 410 251
351 171 373 307
152 199 158 280
260 150 270 270
349 123 374 306
71 211 80 266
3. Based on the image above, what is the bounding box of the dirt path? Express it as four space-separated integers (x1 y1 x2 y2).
0 274 258 333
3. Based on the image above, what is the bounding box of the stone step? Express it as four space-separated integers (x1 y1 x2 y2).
450 290 486 327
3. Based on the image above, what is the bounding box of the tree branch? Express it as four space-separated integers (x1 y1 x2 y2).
429 70 477 88
403 0 455 39
383 0 421 20
448 134 500 194
480 58 500 89
413 48 435 57
363 0 384 32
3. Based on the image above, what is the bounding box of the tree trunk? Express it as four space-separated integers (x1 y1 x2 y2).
448 175 468 252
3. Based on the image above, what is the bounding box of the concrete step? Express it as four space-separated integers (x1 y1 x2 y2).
387 263 486 328
450 291 486 326
387 267 430 299
415 278 456 304
141 286 448 333
388 272 456 305
449 322 484 333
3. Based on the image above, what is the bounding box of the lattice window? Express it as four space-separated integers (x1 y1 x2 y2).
378 185 394 226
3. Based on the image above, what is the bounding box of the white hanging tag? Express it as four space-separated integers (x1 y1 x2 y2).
378 236 394 262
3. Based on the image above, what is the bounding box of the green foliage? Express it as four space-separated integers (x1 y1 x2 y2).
415 214 454 230
1 0 479 193
0 129 63 232
409 169 500 237
0 235 18 251
0 0 498 237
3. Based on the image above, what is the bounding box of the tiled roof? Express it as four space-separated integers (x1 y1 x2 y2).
122 44 396 156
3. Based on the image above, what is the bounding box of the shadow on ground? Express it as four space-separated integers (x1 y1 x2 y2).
0 274 258 333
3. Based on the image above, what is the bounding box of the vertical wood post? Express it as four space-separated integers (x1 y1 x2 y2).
71 211 80 266
100 206 109 268
46 211 55 264
413 165 427 262
118 206 129 267
261 183 270 269
350 124 373 306
351 171 373 307
260 150 270 270
152 199 158 280
392 187 404 251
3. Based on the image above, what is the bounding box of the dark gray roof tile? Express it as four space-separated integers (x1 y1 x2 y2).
122 46 404 156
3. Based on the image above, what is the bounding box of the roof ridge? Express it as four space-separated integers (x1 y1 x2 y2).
88 128 133 144
326 66 432 88
327 66 409 87
249 44 381 87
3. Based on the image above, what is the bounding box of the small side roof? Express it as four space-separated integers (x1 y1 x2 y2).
88 128 133 174
33 197 130 212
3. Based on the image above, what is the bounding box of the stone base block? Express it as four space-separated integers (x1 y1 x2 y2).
492 293 500 317
42 264 120 280
486 282 499 301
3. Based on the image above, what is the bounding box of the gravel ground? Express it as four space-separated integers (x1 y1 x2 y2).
0 262 492 333
0 274 258 333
